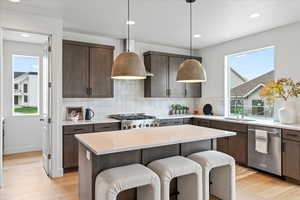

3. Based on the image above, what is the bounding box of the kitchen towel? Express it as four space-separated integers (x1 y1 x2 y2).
255 130 268 154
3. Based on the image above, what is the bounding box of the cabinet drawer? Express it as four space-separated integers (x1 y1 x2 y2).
94 122 120 132
283 129 300 142
63 124 94 135
210 120 247 133
183 118 193 125
159 119 184 127
199 119 210 127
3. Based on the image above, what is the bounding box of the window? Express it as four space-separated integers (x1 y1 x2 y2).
225 47 275 119
24 95 28 103
23 83 28 93
13 55 39 115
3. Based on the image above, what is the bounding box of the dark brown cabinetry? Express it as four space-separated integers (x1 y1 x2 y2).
63 122 121 171
63 40 114 98
282 129 300 181
210 120 248 165
144 51 202 98
159 118 184 127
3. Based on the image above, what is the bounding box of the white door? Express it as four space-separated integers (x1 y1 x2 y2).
41 36 52 176
0 27 4 187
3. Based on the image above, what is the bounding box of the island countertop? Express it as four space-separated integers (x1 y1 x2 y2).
75 125 236 155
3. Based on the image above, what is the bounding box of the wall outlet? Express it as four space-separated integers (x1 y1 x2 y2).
86 150 91 160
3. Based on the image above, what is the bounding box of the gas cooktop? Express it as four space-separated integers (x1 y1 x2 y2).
109 113 156 121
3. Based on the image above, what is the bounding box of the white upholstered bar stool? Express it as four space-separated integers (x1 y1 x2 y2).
95 164 160 200
147 156 203 200
188 151 236 200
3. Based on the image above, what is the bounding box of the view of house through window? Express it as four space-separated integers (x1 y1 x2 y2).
227 47 275 119
13 55 39 115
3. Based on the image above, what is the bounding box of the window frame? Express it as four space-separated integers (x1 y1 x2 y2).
224 46 275 119
12 54 40 116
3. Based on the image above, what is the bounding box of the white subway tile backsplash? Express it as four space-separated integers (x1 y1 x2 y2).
62 80 196 119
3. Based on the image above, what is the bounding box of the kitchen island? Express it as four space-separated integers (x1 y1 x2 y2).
76 125 236 200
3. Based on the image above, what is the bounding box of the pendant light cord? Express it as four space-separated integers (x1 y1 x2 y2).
127 0 130 52
190 2 193 58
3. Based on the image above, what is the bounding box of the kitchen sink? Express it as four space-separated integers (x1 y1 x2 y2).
224 117 256 122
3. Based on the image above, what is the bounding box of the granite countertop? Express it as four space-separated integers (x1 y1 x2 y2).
75 125 236 155
62 114 300 131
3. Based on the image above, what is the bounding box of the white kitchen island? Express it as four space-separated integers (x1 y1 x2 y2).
76 125 236 200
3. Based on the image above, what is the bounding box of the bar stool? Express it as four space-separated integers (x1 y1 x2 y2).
188 151 236 200
148 156 203 200
95 164 160 200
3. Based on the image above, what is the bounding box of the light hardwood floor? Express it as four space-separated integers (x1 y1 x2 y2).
1 151 300 200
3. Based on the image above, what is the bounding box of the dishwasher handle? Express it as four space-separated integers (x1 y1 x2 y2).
248 128 281 137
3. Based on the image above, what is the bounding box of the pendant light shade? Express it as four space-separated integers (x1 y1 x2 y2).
176 59 207 83
111 0 146 80
111 52 146 80
176 0 207 83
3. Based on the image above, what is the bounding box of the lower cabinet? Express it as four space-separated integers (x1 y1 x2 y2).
282 139 300 181
217 133 248 165
211 120 248 165
63 134 79 169
228 132 248 165
63 122 121 171
159 118 184 127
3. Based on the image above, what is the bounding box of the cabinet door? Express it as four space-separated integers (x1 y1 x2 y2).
185 83 202 97
228 132 248 165
283 140 300 180
217 137 229 154
63 134 78 169
145 55 169 97
63 43 89 98
89 47 114 97
168 57 185 97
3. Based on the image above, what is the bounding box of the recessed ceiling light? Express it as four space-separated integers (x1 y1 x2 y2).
250 13 261 19
9 0 21 3
21 33 30 38
126 20 135 25
194 34 202 38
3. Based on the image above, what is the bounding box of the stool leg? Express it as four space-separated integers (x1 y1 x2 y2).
95 179 118 200
178 173 202 200
203 169 210 200
162 179 171 200
211 165 234 200
137 183 161 200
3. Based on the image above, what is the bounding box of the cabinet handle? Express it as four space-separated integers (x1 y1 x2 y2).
86 88 90 95
282 142 285 153
169 89 171 97
285 133 298 137
74 128 84 131
185 89 187 97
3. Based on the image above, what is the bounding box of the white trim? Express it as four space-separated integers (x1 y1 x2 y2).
224 46 275 117
0 11 63 179
0 27 4 188
242 83 265 98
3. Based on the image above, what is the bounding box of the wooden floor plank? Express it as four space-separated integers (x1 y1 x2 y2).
0 151 300 200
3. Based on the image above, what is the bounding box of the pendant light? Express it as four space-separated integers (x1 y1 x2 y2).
176 0 207 83
111 0 146 80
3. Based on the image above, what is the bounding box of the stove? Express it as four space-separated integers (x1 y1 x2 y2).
110 113 160 130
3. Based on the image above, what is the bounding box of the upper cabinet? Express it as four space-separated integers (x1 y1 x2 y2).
144 51 202 98
63 40 114 98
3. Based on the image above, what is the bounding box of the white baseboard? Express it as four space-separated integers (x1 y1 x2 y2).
51 167 64 178
4 146 42 155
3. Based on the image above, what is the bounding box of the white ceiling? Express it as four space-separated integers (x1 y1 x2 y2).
1 0 300 48
3 30 48 44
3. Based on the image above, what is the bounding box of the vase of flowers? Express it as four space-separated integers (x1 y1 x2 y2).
260 78 300 124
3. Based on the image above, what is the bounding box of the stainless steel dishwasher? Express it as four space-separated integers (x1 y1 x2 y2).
248 125 282 176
